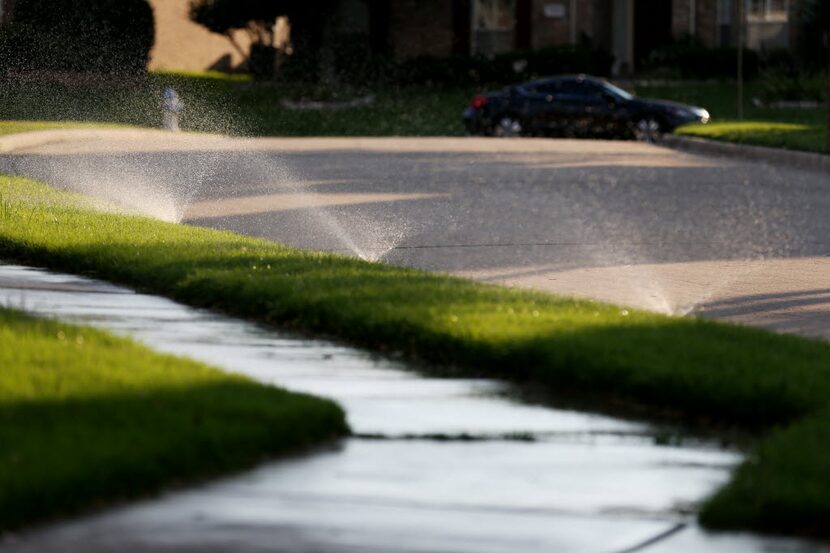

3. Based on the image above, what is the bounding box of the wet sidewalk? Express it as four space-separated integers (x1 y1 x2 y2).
1 263 828 553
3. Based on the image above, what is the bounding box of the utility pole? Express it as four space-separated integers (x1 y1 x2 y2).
825 30 829 155
737 0 744 120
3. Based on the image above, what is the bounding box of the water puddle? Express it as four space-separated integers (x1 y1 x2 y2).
1 263 827 553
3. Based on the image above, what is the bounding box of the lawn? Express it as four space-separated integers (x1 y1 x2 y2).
1 72 825 150
675 121 826 154
0 120 132 137
633 81 827 153
0 71 471 137
1 173 830 537
0 304 347 530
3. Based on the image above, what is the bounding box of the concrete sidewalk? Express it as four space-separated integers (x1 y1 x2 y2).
4 263 829 553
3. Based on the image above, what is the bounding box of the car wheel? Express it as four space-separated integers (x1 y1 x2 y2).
493 116 523 138
633 118 662 143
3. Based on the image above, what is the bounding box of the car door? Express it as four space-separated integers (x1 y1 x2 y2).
543 79 591 136
556 79 614 136
517 80 560 134
575 80 615 136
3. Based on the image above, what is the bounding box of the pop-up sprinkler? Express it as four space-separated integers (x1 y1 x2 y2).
162 87 183 131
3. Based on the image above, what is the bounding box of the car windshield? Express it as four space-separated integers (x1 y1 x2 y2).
602 81 634 101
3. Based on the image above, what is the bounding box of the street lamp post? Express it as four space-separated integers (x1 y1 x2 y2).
825 29 829 155
737 0 744 120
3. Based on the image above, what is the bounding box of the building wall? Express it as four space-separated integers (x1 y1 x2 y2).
389 0 454 59
529 0 598 49
696 0 719 47
672 0 718 46
530 0 571 48
0 0 12 24
147 0 252 71
591 0 612 51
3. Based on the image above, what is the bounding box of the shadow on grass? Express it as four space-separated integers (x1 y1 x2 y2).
701 407 830 537
0 381 347 531
10 236 830 428
3 195 830 537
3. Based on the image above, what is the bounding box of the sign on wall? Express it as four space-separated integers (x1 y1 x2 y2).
543 3 566 18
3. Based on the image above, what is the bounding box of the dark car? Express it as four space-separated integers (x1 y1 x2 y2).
462 75 709 141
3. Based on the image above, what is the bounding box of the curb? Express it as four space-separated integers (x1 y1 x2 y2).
661 134 830 174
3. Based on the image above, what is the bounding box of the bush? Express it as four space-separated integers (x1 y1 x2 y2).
248 44 279 80
643 39 759 80
759 68 827 103
396 44 614 87
330 33 396 86
0 24 32 75
8 0 154 73
397 55 479 86
795 0 830 70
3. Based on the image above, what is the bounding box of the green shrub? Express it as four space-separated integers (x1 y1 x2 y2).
248 44 279 80
644 39 759 79
0 23 32 74
396 44 614 87
759 68 827 103
10 0 154 73
330 33 396 86
794 0 830 70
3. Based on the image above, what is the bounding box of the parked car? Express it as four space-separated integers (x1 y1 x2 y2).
462 75 709 141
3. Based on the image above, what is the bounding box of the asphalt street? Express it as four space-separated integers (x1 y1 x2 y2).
2 129 829 338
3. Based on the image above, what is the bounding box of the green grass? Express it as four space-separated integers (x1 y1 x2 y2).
0 71 471 136
0 303 347 531
1 174 830 537
2 71 824 146
634 81 827 153
675 121 826 154
0 120 131 137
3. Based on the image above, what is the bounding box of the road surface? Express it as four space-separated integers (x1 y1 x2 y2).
2 129 829 339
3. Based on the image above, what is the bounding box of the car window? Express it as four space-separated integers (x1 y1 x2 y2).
602 81 634 101
558 80 603 98
530 80 560 94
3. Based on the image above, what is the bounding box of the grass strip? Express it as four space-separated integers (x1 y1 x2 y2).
676 121 827 154
0 305 347 531
1 174 830 536
1 74 824 141
0 120 131 137
0 72 470 137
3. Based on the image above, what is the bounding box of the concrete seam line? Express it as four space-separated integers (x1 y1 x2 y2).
605 522 687 553
660 134 830 174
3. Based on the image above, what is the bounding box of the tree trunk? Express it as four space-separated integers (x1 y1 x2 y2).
224 31 249 60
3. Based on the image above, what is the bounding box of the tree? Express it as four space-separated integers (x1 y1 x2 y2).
188 0 336 78
794 0 829 153
11 0 154 73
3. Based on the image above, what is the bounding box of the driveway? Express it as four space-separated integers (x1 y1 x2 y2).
2 129 829 339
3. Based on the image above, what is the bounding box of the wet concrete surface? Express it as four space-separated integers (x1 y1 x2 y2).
1 131 829 340
2 263 829 553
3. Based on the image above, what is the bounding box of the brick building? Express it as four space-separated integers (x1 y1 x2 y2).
0 0 13 24
0 0 803 73
340 0 799 73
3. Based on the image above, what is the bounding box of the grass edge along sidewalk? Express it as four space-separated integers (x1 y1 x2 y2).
675 121 827 155
0 304 347 531
1 175 830 538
